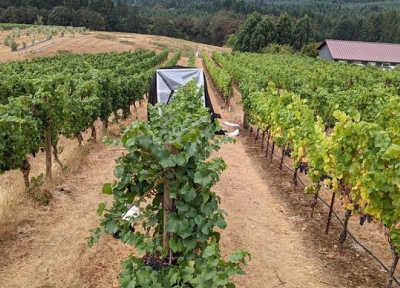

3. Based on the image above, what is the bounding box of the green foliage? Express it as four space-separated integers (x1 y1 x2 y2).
9 38 18 51
203 53 232 99
89 81 249 287
262 44 295 55
48 6 74 26
233 12 262 52
26 173 52 205
71 9 106 31
224 34 236 48
249 17 277 52
291 15 313 50
208 11 241 47
0 49 173 176
0 97 41 173
211 50 400 254
2 0 400 45
3 35 11 46
95 33 116 40
276 12 292 46
187 51 195 67
300 42 318 57
234 12 314 53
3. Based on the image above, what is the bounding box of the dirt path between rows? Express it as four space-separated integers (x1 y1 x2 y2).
198 57 333 288
0 50 395 288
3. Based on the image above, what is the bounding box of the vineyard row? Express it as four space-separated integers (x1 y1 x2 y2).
0 49 181 181
205 51 400 288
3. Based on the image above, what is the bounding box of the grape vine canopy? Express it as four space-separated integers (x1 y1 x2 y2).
88 81 250 288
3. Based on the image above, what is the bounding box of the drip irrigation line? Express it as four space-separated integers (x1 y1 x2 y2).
315 193 400 287
250 130 400 287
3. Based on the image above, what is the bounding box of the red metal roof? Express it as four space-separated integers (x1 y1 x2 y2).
317 39 400 63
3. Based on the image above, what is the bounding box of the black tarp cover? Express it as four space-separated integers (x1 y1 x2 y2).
148 66 217 119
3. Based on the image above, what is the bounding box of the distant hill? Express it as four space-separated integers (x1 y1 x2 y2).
0 0 399 47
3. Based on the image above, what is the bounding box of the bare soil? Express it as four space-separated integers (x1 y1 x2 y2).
0 30 398 288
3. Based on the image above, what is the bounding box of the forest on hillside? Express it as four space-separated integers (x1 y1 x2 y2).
0 0 400 48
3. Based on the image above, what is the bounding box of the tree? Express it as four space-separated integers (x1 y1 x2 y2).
63 0 88 11
249 17 277 52
192 16 212 44
380 9 400 43
354 18 368 41
173 15 195 40
233 11 262 52
48 6 73 26
149 15 179 38
0 6 20 23
300 42 319 57
208 11 241 46
292 14 313 50
88 0 117 30
125 5 147 33
366 12 382 42
0 1 13 9
276 12 292 45
71 8 105 30
333 16 357 40
225 33 237 47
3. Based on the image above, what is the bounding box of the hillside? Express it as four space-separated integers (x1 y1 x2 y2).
0 29 229 63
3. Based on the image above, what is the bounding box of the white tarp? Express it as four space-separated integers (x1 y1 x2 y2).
155 68 206 106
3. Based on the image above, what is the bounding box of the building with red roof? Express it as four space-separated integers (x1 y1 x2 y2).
317 39 400 67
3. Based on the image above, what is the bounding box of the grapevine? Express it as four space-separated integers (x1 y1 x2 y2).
0 49 174 180
89 81 250 287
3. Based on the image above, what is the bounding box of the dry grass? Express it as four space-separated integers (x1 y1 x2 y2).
0 122 98 236
0 119 131 288
0 170 29 235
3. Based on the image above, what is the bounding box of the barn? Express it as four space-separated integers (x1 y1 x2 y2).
317 39 400 67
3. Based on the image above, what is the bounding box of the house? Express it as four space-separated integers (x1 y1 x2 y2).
317 39 400 67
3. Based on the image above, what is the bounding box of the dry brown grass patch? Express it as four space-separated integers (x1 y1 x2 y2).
0 170 30 236
0 130 97 238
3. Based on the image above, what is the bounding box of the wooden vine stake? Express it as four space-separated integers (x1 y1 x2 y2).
45 96 52 179
53 146 64 168
269 141 275 164
265 131 271 158
325 192 335 235
163 143 178 259
20 159 31 188
243 114 248 130
46 126 52 179
279 148 284 170
255 127 260 143
261 130 265 149
339 209 352 251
